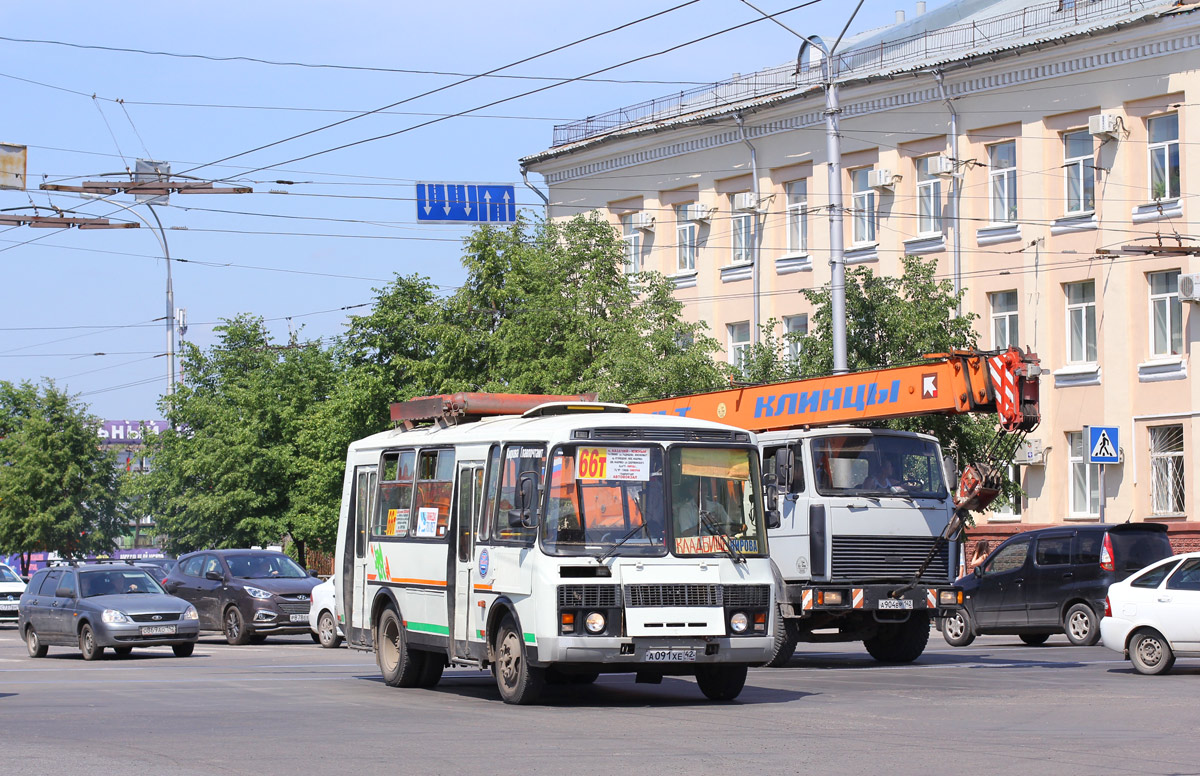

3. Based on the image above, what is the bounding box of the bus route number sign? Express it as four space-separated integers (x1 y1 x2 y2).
577 447 650 481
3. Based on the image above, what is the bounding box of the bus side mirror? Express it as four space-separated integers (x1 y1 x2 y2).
507 471 540 529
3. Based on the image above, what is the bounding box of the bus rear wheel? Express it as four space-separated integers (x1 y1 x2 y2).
494 615 544 705
376 607 426 688
695 665 748 701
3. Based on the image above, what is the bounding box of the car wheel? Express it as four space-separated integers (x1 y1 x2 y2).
764 603 798 668
172 642 195 658
942 610 976 648
376 607 425 688
695 665 748 701
113 646 134 656
865 613 931 663
224 606 252 646
1064 603 1100 646
25 626 47 658
1019 633 1050 646
318 611 342 649
79 624 103 661
1129 628 1175 675
493 615 544 704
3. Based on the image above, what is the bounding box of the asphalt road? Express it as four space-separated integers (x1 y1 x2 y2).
2 624 1197 776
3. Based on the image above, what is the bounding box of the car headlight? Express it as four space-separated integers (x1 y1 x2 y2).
244 586 273 600
182 605 199 621
584 612 606 634
102 609 132 624
730 612 749 634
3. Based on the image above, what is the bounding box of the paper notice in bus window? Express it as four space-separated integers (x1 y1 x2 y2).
679 448 750 480
577 447 650 481
415 507 439 538
388 509 410 536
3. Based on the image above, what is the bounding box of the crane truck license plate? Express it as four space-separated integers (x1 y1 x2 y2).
878 599 914 610
644 648 697 662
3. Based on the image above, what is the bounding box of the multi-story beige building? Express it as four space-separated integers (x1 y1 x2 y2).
522 0 1199 538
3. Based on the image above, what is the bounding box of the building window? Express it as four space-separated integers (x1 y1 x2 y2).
1149 270 1183 357
1068 431 1100 517
620 214 641 274
784 314 807 362
916 156 943 235
851 168 876 244
786 179 808 254
992 464 1023 517
730 209 753 264
990 290 1019 349
1148 114 1180 201
676 205 697 272
988 141 1017 223
728 321 750 374
1063 130 1095 215
1065 281 1097 363
1150 424 1185 515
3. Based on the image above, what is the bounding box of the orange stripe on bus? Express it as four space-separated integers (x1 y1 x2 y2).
473 583 494 591
389 577 446 587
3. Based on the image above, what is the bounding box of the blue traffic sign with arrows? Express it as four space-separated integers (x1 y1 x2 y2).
416 182 517 224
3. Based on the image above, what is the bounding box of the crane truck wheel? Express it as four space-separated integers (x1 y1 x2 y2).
765 604 798 668
864 612 931 663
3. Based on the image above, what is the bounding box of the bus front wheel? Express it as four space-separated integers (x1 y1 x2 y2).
376 607 426 688
494 615 544 705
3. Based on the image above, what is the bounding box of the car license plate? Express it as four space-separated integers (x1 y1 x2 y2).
878 599 914 610
289 614 307 623
140 625 176 636
0 603 17 611
644 648 697 663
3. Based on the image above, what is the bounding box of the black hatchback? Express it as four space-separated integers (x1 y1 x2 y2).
941 523 1173 647
163 550 320 645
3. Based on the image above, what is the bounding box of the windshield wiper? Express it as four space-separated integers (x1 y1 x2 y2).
594 522 649 564
698 510 745 565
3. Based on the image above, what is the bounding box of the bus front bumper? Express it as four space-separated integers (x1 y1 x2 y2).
533 634 774 667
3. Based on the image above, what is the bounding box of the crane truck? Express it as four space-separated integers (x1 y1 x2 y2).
628 347 1041 665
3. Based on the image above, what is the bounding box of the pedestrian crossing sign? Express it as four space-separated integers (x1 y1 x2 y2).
1086 425 1120 464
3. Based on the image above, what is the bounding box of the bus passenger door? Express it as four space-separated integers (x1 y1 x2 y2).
342 465 376 648
451 463 484 658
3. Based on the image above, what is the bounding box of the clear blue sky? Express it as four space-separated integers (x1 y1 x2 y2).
0 0 939 420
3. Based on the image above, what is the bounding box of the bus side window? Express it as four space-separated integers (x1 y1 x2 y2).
376 450 415 538
413 449 454 539
478 446 500 544
494 445 545 545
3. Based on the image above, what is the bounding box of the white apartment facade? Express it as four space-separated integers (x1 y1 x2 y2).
521 0 1200 533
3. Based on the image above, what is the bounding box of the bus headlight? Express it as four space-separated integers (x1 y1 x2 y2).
730 612 749 634
585 612 606 634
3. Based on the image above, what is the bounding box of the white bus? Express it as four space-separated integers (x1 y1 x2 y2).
334 395 778 704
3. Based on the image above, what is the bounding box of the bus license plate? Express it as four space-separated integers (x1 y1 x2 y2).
140 625 176 636
878 599 914 610
644 648 697 663
290 614 307 622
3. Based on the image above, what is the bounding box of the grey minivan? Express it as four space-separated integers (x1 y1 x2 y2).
18 562 200 660
941 523 1173 647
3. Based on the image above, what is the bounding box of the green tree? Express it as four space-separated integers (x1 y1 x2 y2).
136 315 339 562
0 381 125 573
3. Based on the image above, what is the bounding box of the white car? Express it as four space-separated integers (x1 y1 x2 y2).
0 563 26 623
308 577 343 649
1101 552 1200 675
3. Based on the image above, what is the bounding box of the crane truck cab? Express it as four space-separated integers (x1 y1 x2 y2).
759 426 962 666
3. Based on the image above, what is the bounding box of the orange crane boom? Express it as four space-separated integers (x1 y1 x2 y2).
628 347 1040 435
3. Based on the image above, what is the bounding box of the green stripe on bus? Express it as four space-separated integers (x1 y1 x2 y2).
406 621 450 636
523 632 536 644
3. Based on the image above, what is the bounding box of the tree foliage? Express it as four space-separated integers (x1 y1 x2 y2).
0 381 125 572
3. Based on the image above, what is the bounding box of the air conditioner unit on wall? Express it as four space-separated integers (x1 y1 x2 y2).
1013 438 1045 466
1180 273 1200 303
686 203 714 222
929 156 956 177
1089 113 1121 138
732 192 758 212
867 169 895 190
632 212 656 231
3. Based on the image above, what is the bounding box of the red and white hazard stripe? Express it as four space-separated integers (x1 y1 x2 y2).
852 588 864 609
988 354 1018 425
926 589 937 609
801 589 814 611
